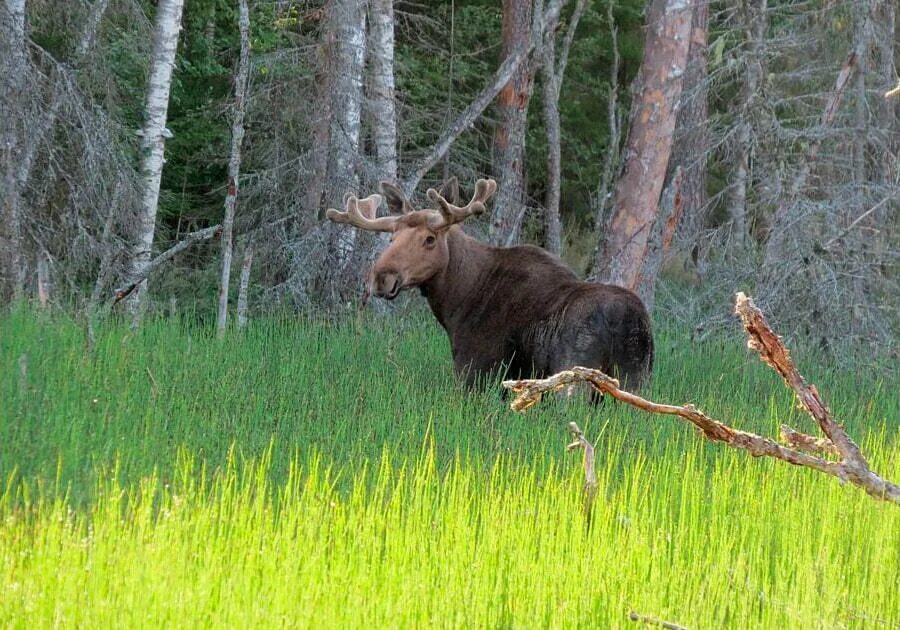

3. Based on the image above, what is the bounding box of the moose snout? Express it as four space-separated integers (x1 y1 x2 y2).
370 269 402 300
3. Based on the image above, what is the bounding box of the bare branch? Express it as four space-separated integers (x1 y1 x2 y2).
566 421 598 517
502 293 899 505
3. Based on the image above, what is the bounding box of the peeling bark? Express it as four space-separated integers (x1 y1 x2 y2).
592 0 694 291
126 0 185 319
489 0 535 247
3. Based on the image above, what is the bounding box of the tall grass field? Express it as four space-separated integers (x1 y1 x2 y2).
1 307 897 627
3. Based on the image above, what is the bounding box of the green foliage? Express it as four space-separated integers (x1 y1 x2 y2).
0 310 897 624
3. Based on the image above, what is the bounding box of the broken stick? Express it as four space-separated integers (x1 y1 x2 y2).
502 293 899 505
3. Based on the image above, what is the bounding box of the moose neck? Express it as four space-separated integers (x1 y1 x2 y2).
419 227 493 332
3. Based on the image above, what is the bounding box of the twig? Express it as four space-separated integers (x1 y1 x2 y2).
566 422 598 518
628 610 689 630
885 81 900 98
114 224 223 304
502 293 899 505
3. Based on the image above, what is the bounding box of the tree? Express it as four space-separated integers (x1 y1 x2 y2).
368 0 397 182
216 0 251 338
489 0 535 247
126 0 185 319
539 0 588 256
591 0 694 294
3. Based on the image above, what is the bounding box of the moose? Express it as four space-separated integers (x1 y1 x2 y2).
327 177 654 390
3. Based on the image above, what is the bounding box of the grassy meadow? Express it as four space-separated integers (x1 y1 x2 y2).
0 306 898 627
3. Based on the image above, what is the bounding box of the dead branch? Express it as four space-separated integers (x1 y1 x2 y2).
628 611 688 630
502 293 899 505
113 224 222 304
566 421 598 517
885 81 900 98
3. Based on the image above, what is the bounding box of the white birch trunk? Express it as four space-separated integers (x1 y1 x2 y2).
216 0 251 338
325 0 366 270
368 0 397 181
126 0 184 318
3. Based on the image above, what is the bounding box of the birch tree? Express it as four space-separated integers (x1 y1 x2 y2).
126 0 184 318
216 0 251 338
591 0 694 292
539 0 587 255
368 0 397 182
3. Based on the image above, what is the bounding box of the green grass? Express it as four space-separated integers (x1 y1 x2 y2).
0 306 897 627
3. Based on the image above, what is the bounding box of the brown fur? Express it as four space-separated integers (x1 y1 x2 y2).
367 180 654 389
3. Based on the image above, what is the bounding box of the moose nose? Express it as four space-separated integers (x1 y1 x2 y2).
373 271 402 300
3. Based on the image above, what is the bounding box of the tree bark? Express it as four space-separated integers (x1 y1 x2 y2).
591 0 694 291
489 0 535 247
667 0 708 243
216 0 251 338
237 243 253 329
541 0 588 256
324 0 366 276
368 0 397 181
125 0 185 319
1 0 28 301
76 0 110 58
852 0 871 213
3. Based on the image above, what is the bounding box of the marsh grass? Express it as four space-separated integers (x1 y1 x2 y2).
0 306 897 626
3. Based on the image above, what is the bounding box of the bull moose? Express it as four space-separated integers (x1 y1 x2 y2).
326 177 653 389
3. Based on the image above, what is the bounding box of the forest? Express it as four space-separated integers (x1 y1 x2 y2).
1 0 898 626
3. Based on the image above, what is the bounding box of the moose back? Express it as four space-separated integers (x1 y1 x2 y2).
327 178 654 388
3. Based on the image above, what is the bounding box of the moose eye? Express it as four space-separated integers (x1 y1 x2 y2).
424 234 436 247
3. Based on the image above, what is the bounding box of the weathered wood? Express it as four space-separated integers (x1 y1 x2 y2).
502 292 899 505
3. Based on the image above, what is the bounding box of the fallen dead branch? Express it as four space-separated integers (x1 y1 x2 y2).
566 422 598 519
502 293 899 505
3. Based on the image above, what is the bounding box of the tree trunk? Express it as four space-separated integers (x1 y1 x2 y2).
541 0 588 256
725 0 767 247
667 0 709 243
76 0 110 58
368 0 397 181
489 0 535 247
216 0 251 338
237 243 253 329
853 0 871 213
125 0 185 319
1 0 28 301
591 0 694 292
324 0 366 269
876 0 897 187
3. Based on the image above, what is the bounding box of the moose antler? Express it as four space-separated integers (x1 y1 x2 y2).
426 178 498 229
325 193 397 232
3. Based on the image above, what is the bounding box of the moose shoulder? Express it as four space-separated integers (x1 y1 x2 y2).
326 178 654 389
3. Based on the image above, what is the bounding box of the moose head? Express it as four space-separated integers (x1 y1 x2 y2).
326 177 497 300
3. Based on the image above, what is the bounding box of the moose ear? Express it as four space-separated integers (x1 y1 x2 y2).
438 177 460 206
378 181 414 215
